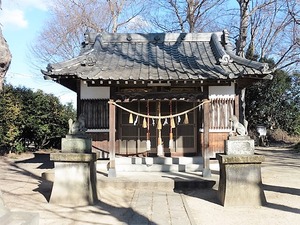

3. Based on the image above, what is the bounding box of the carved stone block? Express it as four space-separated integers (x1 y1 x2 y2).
61 137 92 153
225 136 254 155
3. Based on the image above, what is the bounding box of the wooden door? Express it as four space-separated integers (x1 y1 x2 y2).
118 100 197 156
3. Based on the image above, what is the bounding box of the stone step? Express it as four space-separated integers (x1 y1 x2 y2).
114 156 203 165
98 177 174 191
97 172 216 192
97 157 204 172
114 164 203 172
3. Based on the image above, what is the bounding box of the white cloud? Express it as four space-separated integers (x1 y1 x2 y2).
125 15 152 30
3 0 50 11
0 0 51 29
0 9 28 28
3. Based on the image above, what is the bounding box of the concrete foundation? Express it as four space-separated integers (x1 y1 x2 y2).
217 154 266 206
50 152 98 206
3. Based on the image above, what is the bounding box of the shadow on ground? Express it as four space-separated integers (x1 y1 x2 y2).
263 183 300 214
3 156 159 225
14 153 54 169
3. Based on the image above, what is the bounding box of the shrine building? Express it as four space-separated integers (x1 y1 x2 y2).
42 30 272 175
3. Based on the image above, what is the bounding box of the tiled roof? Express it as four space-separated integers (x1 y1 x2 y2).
42 30 273 81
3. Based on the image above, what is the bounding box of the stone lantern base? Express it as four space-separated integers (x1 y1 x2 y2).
217 154 266 207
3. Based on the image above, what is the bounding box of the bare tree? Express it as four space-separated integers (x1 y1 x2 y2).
247 0 299 70
273 0 300 70
235 0 275 57
30 0 298 72
107 0 146 33
30 0 146 65
0 1 12 92
149 0 227 33
226 0 299 71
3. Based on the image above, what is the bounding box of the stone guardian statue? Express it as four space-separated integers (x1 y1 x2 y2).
229 115 248 136
68 114 87 135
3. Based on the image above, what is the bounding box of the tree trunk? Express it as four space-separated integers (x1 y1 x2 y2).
236 0 250 57
0 28 12 92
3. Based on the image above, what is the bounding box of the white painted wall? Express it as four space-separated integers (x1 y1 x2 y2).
209 83 235 99
80 81 110 99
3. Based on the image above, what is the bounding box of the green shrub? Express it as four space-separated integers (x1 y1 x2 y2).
14 141 26 154
0 84 76 151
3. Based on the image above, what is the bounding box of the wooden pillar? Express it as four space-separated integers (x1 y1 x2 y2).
108 100 116 177
76 79 81 117
202 99 211 177
234 84 240 120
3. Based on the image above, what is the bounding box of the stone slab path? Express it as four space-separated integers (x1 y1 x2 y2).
125 190 194 225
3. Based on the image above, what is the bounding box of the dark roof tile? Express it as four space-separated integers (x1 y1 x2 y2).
42 31 273 81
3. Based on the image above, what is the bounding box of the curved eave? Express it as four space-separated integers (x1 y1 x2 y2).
220 31 273 76
226 50 271 74
41 31 274 84
209 32 273 82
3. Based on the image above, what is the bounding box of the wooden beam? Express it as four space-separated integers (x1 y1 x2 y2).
108 100 116 177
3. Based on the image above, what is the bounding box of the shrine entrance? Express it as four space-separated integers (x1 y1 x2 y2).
117 100 200 157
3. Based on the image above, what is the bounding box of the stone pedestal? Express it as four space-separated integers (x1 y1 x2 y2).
50 153 98 206
217 154 266 206
50 134 98 206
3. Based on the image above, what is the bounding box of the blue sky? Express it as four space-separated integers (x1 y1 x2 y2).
0 0 76 106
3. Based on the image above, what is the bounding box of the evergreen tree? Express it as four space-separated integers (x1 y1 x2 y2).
246 65 300 136
0 84 76 153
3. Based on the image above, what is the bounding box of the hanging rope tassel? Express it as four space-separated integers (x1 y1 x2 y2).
142 117 147 128
146 132 151 151
129 113 133 124
157 117 162 130
146 100 151 151
169 100 174 150
184 113 189 124
170 117 176 128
